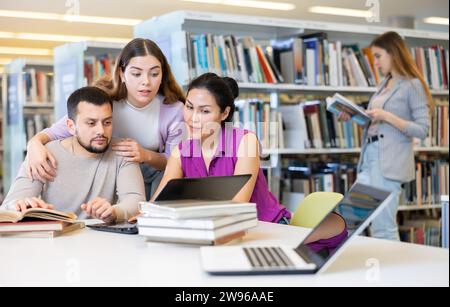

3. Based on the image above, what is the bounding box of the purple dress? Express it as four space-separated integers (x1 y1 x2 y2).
179 126 291 223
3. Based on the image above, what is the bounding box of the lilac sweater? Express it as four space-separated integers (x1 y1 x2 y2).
43 98 185 157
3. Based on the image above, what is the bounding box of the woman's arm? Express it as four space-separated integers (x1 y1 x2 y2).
112 140 167 171
149 146 184 202
366 108 410 132
403 79 430 140
233 133 261 203
26 115 72 182
144 151 168 171
303 213 346 244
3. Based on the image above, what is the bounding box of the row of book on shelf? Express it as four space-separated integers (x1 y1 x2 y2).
233 96 449 151
84 54 117 86
23 69 54 103
404 160 449 206
423 101 449 148
24 113 54 143
185 32 449 90
235 97 373 150
234 99 449 150
399 219 441 247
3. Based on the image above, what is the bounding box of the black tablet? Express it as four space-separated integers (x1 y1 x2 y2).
87 222 139 235
155 174 252 202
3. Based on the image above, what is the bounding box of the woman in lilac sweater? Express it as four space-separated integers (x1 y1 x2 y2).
152 73 347 251
26 38 185 199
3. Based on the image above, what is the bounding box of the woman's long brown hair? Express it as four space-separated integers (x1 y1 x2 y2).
371 31 434 112
95 38 185 104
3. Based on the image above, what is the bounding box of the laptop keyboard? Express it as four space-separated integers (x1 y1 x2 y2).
243 247 295 269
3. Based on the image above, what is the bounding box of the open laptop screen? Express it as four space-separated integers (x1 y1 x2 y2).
294 183 393 270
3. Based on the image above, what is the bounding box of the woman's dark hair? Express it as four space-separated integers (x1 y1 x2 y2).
187 73 239 123
95 38 185 104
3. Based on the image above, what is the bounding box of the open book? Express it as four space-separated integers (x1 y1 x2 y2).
326 93 371 126
0 208 77 223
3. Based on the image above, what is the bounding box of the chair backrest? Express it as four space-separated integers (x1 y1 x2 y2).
290 192 344 228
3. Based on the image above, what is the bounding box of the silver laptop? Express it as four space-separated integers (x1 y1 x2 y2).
200 183 395 275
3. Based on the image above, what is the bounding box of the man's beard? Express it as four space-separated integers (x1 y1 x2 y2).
76 135 110 154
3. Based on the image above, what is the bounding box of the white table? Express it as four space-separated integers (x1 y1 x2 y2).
1 221 448 286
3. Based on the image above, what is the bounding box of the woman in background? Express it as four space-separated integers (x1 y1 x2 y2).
340 31 432 241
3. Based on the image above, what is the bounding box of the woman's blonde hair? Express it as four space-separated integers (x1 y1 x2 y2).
95 38 185 104
371 31 434 112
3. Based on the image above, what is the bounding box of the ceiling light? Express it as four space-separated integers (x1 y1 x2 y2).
0 9 142 26
424 17 449 25
180 0 295 11
0 47 53 56
0 31 130 44
309 6 372 18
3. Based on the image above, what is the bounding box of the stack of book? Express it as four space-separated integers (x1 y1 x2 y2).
0 208 84 238
137 201 258 245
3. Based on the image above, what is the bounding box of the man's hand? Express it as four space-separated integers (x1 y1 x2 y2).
81 197 116 223
15 198 55 212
